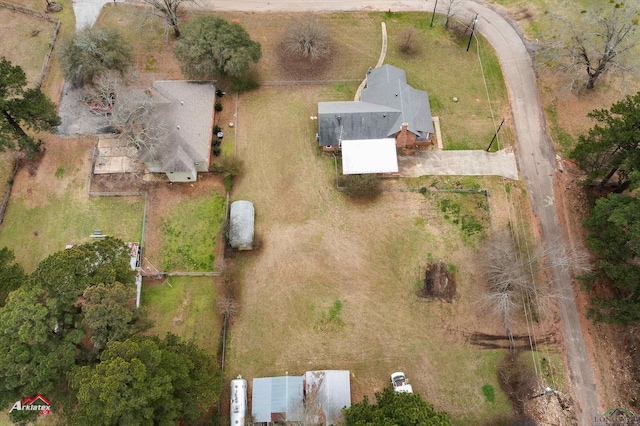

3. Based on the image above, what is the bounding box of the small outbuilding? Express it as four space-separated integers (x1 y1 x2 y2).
252 375 304 424
229 201 255 250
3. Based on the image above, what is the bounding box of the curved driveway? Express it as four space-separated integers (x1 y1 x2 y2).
200 0 600 422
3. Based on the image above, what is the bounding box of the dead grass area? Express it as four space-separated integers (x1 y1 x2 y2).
217 85 569 422
211 12 380 82
0 150 17 197
0 6 58 87
95 4 185 86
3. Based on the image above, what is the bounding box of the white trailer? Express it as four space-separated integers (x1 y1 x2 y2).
230 375 248 425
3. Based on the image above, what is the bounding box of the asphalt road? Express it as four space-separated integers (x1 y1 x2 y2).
200 0 600 422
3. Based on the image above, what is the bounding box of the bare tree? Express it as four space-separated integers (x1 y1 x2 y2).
83 72 167 155
543 3 640 90
441 0 463 29
398 27 419 55
143 0 195 37
481 231 592 345
283 15 331 61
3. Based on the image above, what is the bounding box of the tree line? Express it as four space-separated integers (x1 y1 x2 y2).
569 91 640 324
0 238 222 424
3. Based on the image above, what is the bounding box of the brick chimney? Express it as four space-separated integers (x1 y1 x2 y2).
396 123 415 148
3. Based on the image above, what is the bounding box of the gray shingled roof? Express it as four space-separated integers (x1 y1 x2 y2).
139 81 215 172
317 64 433 147
365 64 407 87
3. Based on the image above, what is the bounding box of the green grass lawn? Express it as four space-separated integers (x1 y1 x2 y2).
0 193 144 272
382 12 514 150
160 190 226 271
141 276 220 354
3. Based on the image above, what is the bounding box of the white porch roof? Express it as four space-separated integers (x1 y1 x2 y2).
341 138 398 175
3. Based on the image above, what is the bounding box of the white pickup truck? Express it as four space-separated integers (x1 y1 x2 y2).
391 372 413 393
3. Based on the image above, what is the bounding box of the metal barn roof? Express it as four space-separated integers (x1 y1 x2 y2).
341 139 399 175
252 376 304 423
305 370 351 425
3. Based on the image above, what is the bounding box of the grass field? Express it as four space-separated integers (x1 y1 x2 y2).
0 137 145 272
223 85 523 423
160 191 226 271
141 276 220 354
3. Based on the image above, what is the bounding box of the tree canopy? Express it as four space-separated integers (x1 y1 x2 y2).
174 16 262 79
342 387 452 426
0 57 61 156
571 91 640 192
31 237 135 328
143 0 194 37
82 282 149 352
584 193 640 324
69 334 222 425
0 247 26 306
58 27 132 87
0 286 80 409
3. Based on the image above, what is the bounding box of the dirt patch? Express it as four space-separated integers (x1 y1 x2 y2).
276 42 335 80
419 260 456 302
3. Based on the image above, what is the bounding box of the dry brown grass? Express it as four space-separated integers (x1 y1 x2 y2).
0 6 58 87
224 86 525 422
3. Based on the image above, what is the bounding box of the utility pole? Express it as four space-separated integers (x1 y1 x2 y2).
430 0 438 27
486 118 505 151
466 14 478 52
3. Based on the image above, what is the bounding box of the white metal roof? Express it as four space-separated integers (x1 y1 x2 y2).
305 370 351 425
341 138 398 175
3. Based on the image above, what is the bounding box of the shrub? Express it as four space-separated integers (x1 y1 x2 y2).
398 27 419 55
215 101 223 112
283 16 331 61
213 124 222 134
212 139 221 148
213 146 222 156
340 174 381 199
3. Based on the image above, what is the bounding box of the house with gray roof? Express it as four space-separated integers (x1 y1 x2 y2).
318 64 434 150
317 65 434 174
140 81 216 182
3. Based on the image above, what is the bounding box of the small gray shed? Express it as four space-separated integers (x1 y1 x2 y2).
229 201 254 250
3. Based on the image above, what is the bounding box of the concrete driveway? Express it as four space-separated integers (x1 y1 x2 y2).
398 149 518 179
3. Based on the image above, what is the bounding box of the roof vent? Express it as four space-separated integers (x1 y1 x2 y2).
180 101 185 105
395 93 398 97
177 125 181 129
